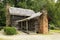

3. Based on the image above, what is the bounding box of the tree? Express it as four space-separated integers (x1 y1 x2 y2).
3 0 15 6
3 0 15 26
0 2 6 26
54 0 60 27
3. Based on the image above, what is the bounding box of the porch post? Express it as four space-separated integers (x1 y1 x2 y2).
26 21 29 33
38 9 48 34
21 22 23 30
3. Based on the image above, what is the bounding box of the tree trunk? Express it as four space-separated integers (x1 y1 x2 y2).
6 3 11 26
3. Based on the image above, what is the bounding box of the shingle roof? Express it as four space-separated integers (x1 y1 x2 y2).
9 7 42 22
9 7 35 16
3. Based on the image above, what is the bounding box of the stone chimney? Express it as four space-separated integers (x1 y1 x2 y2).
38 9 48 34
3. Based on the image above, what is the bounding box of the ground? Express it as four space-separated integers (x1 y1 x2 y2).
0 30 60 40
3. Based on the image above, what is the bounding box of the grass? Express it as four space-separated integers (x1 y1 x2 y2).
0 38 11 40
36 30 60 35
40 30 60 35
49 30 60 34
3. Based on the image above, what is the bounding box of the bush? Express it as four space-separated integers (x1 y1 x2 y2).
4 27 17 35
0 27 3 30
49 24 55 30
50 26 55 30
0 26 4 30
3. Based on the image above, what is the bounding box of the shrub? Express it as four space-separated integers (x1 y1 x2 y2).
49 24 55 30
0 27 3 30
4 27 17 35
50 26 55 30
0 26 4 30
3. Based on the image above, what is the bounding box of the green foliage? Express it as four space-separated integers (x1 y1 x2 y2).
4 27 17 35
49 24 55 30
17 2 27 8
3 0 15 6
0 27 3 30
0 3 6 26
0 26 4 30
54 0 60 27
47 0 60 27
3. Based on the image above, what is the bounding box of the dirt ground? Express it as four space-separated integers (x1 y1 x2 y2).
0 30 60 40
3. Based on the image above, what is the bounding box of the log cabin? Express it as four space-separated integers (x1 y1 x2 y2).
6 7 48 34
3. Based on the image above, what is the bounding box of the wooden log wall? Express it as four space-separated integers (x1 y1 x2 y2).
10 15 39 33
